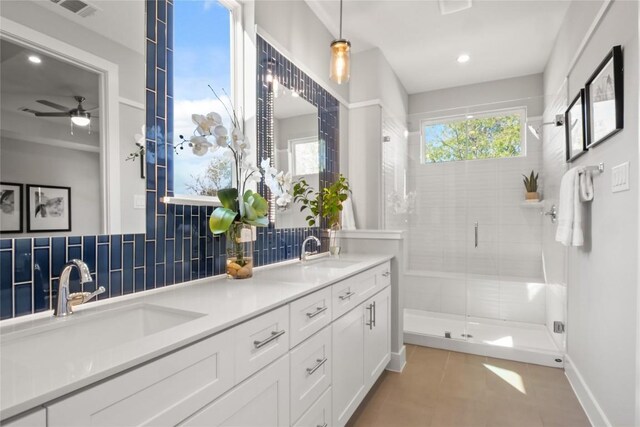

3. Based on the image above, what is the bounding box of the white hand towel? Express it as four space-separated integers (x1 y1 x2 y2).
555 167 584 246
341 197 357 230
579 170 594 202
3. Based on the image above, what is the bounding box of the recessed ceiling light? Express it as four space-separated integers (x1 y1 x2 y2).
457 54 470 64
28 55 42 64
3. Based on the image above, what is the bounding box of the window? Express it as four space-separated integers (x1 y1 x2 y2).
173 0 240 197
290 137 319 176
421 108 525 164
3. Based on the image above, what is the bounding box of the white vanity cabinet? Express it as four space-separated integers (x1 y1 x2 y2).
179 355 290 427
47 328 235 427
9 259 392 427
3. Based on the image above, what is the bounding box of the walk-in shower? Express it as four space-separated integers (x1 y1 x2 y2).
383 105 566 368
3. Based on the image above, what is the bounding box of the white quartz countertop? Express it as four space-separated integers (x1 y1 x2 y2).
0 253 392 420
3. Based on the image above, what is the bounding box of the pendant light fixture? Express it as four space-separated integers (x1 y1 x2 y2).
330 0 350 84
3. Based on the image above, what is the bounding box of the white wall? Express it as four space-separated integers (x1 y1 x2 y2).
542 1 639 425
1 137 101 237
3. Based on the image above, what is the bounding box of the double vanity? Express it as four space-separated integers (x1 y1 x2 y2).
1 254 393 427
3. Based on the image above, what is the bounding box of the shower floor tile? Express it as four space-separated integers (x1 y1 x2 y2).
346 345 590 427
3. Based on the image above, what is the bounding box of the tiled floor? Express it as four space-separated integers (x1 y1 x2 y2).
347 345 590 427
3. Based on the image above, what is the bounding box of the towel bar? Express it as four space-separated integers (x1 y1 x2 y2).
584 162 604 173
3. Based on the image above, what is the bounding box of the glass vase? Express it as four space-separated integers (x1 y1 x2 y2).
226 222 254 279
329 223 341 256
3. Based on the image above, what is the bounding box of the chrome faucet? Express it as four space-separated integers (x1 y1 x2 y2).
54 259 105 317
300 236 321 262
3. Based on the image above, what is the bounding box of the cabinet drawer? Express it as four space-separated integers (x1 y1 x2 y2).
47 329 235 427
290 287 332 348
332 269 376 320
180 355 290 427
290 327 332 423
373 261 391 289
235 305 289 382
293 386 331 427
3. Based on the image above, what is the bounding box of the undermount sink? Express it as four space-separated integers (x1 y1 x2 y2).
1 304 205 366
259 257 357 284
304 258 355 269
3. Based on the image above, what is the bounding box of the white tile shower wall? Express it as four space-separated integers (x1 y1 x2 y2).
406 132 544 279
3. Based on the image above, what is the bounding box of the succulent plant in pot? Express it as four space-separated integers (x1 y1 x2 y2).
523 170 540 201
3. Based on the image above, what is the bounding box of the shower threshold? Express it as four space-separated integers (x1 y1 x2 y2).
404 309 564 368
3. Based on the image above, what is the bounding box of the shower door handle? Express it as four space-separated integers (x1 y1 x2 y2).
474 222 478 248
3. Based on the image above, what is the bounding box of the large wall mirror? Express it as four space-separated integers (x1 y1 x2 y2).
258 36 340 233
273 88 319 228
0 0 145 237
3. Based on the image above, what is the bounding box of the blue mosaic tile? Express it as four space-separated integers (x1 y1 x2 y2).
34 238 49 248
14 284 32 317
98 235 109 244
82 235 96 272
110 271 122 297
111 235 122 270
51 237 66 278
146 40 156 90
155 264 165 287
0 240 11 250
145 241 155 289
123 242 134 295
97 244 109 299
157 21 166 69
68 236 81 245
34 248 49 313
135 267 145 292
0 251 13 319
146 0 156 41
14 239 32 283
135 234 145 267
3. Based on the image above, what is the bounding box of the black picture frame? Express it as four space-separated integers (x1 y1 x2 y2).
585 45 623 148
26 184 72 232
565 89 588 162
0 182 24 234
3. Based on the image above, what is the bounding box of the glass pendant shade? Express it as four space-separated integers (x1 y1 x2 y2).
330 39 351 84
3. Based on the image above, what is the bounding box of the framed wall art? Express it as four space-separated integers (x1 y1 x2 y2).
0 182 23 234
26 185 72 232
585 45 623 148
565 89 587 162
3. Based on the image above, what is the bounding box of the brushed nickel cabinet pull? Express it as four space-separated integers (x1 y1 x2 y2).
253 330 286 349
306 357 328 375
306 306 328 318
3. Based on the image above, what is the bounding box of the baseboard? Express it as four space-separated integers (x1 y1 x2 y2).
386 345 406 372
564 354 611 427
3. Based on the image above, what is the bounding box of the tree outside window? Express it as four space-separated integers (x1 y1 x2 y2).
422 109 525 163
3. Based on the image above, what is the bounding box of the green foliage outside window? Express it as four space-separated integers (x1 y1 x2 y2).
423 112 523 163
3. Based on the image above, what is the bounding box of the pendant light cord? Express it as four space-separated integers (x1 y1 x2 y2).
339 0 343 39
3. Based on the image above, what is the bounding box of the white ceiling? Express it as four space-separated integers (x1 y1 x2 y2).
33 0 145 55
306 0 571 94
0 38 100 136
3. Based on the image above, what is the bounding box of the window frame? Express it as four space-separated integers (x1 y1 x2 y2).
169 0 243 206
288 136 320 177
419 107 527 164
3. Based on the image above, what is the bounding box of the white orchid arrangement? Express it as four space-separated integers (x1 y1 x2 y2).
261 158 293 208
178 87 292 235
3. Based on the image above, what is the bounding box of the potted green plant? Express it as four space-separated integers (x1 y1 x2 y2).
523 170 540 201
293 174 350 255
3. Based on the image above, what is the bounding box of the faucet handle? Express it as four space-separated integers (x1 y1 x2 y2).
68 286 105 306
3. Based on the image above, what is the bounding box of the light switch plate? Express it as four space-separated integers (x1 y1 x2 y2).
611 162 630 193
134 194 146 209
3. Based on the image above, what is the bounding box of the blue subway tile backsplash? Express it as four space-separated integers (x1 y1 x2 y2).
0 3 337 321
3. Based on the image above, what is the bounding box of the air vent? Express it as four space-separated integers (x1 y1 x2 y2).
438 0 472 15
49 0 98 18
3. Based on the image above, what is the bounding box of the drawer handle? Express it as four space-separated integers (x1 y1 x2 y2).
382 271 390 277
306 357 328 375
339 291 355 301
253 330 286 349
306 306 328 318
